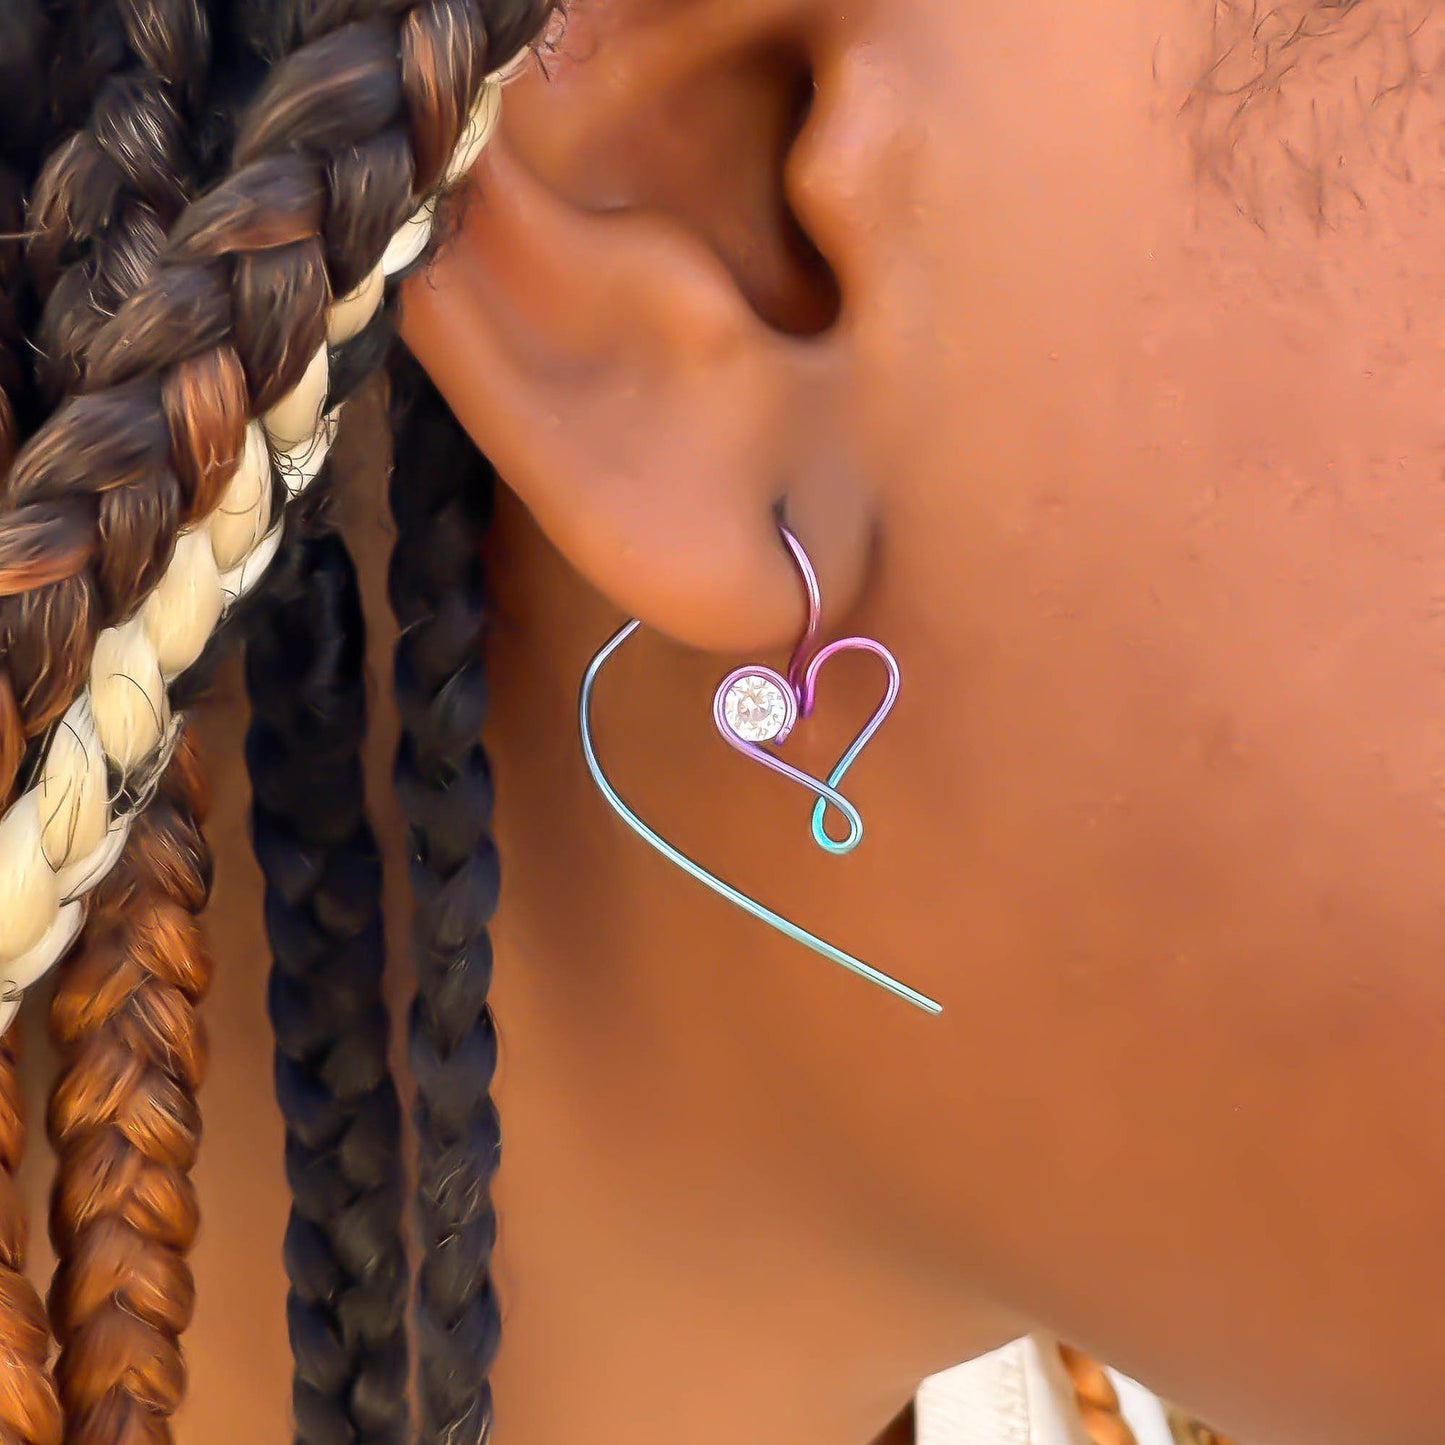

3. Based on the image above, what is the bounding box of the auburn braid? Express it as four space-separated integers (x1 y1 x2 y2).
1058 1343 1140 1445
46 731 213 1444
29 0 213 403
386 349 506 1443
245 519 409 1445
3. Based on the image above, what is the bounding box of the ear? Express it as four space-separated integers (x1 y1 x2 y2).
399 0 874 655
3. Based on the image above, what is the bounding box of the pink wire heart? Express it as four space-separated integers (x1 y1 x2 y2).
713 526 900 853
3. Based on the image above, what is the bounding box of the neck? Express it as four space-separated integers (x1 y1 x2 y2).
475 498 1021 1444
487 907 1012 1445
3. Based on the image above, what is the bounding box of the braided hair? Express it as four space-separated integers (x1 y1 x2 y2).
1058 1343 1140 1445
387 350 505 1444
29 0 213 403
0 0 547 841
228 3 545 1434
0 1026 61 1445
48 733 214 1445
232 19 411 1432
0 0 550 1435
246 519 410 1445
26 4 223 1423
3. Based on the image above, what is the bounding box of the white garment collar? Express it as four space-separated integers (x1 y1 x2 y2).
916 1336 1179 1445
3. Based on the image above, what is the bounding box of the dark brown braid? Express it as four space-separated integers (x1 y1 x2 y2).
0 0 550 818
46 731 213 1444
29 0 212 403
0 160 35 510
0 200 29 483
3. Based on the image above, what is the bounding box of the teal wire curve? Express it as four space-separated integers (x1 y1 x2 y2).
580 621 943 1016
812 766 862 855
809 705 879 856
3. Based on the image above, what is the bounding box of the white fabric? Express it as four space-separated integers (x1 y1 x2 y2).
916 1337 1177 1445
1111 1369 1178 1445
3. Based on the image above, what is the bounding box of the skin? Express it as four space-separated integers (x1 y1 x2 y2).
399 1 1445 1441
49 2 1432 1442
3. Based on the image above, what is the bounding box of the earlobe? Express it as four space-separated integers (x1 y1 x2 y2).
399 135 876 656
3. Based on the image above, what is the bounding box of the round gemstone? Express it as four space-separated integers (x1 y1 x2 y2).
724 674 789 743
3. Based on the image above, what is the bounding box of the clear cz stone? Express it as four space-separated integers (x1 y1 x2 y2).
724 674 788 743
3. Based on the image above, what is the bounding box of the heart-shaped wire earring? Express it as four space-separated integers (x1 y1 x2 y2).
580 515 942 1015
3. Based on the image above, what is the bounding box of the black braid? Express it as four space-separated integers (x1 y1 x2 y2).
234 6 550 1432
245 520 410 1445
387 346 503 1444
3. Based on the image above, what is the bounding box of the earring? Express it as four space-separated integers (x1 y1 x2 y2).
580 516 942 1015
